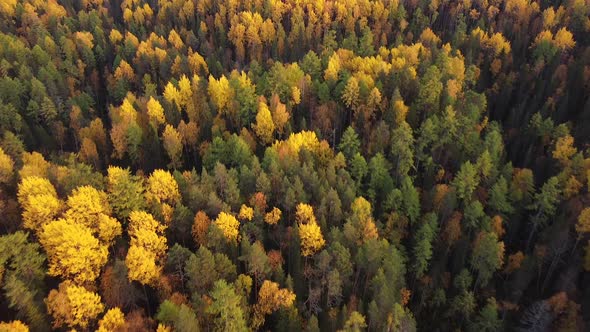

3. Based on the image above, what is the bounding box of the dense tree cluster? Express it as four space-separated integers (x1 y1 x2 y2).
0 0 589 330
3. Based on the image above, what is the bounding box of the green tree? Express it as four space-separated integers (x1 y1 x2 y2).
470 232 504 287
207 280 248 332
339 127 361 161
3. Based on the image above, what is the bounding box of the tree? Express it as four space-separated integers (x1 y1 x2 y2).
339 127 361 161
147 97 165 126
162 125 183 169
253 101 275 145
412 213 438 278
107 166 146 220
97 308 126 332
452 161 480 203
552 135 576 165
0 147 14 184
252 280 296 329
214 212 240 243
192 211 211 246
0 232 46 329
146 169 181 219
341 77 360 111
45 281 104 329
390 122 414 178
470 232 505 287
299 221 326 257
342 311 367 332
39 218 108 284
156 300 200 332
126 211 167 286
576 208 590 239
0 321 28 332
343 197 379 245
238 204 254 222
264 207 282 225
207 280 248 332
468 298 501 332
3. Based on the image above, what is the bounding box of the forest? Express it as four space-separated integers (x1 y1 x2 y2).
0 0 589 331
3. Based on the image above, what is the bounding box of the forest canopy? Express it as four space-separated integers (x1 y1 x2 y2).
0 0 589 331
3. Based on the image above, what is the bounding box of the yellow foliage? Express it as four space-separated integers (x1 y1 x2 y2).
97 308 125 332
20 152 51 178
157 324 172 332
97 214 123 246
188 49 209 74
533 30 553 47
163 82 180 108
238 204 254 221
147 97 165 125
40 218 108 284
296 204 325 256
552 135 577 164
296 203 317 224
564 176 582 199
254 101 275 144
208 75 232 111
214 212 240 242
146 169 181 206
393 99 409 124
0 320 28 332
554 28 575 50
46 281 104 329
22 193 61 232
114 60 135 81
18 176 60 232
162 125 183 168
17 176 57 208
273 131 321 157
324 54 341 81
109 29 123 44
0 147 14 183
126 245 162 286
64 185 110 229
576 208 590 236
264 207 282 225
252 280 296 329
128 210 167 258
0 0 17 17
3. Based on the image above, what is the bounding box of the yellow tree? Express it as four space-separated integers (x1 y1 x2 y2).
126 211 167 286
20 152 51 178
264 207 282 225
238 204 254 222
254 101 275 145
552 135 577 165
39 218 108 284
296 203 325 256
45 281 104 329
146 170 181 206
576 208 590 248
147 97 166 126
126 245 161 286
97 308 126 332
0 147 14 184
162 125 183 169
208 75 232 112
252 280 296 329
146 169 181 223
18 176 60 232
0 321 28 332
214 212 240 243
64 185 110 228
343 197 379 245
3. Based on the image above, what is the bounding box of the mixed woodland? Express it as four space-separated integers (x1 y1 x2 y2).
0 0 590 330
